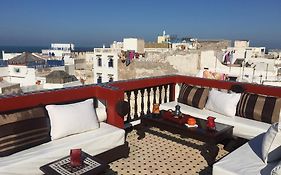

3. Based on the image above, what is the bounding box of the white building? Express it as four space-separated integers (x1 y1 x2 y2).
123 38 145 54
234 40 250 48
51 43 74 50
41 43 74 57
3 52 66 87
0 67 9 77
199 50 278 84
93 48 119 84
171 42 192 51
268 50 281 59
1 51 21 60
157 30 170 44
110 41 123 49
224 40 266 64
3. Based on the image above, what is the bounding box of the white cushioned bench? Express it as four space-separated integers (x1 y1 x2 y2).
213 133 278 175
0 122 125 175
0 99 129 175
160 83 281 175
160 101 271 140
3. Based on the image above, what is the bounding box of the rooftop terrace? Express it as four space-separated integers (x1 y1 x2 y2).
1 75 281 174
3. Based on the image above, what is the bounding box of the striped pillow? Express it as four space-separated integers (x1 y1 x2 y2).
0 107 50 157
236 92 281 124
178 84 209 109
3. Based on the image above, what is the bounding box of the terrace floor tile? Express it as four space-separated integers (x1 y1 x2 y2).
105 127 231 175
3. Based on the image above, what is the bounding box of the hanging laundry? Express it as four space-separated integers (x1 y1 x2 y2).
125 57 130 66
125 51 129 59
223 51 231 64
129 50 135 61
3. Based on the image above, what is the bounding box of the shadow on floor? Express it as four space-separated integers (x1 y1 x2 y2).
105 127 246 175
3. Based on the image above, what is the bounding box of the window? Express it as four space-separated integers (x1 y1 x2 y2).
108 74 114 82
97 57 102 67
97 74 102 83
108 57 113 68
14 68 20 73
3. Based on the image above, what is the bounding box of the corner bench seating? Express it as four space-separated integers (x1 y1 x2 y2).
160 84 281 175
160 101 278 175
0 99 129 175
0 123 125 175
160 101 272 140
213 133 278 175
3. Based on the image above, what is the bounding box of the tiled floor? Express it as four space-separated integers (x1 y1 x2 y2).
105 128 231 175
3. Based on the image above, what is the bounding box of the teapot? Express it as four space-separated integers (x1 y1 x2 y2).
173 104 182 118
206 116 216 129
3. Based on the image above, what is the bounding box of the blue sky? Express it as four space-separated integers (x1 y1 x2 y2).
0 0 281 48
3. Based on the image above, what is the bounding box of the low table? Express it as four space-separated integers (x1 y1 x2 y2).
40 151 109 175
137 110 234 165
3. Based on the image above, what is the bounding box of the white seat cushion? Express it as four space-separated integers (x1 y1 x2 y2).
213 134 278 175
160 101 271 139
0 122 125 175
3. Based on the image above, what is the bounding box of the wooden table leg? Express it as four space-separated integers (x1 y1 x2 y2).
201 143 219 166
135 121 149 140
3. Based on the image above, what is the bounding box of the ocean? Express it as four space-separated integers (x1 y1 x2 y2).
0 46 95 53
0 46 47 53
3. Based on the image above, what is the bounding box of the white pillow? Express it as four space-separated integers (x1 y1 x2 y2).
46 99 99 140
262 123 281 163
205 89 241 117
95 100 107 122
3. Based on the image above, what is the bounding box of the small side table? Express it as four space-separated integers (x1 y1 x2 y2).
40 151 109 175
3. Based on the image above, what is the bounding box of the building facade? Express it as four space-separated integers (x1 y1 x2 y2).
93 48 119 84
41 43 74 57
123 38 145 54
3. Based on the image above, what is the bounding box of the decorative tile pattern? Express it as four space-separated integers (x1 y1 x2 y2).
49 157 101 175
105 127 229 175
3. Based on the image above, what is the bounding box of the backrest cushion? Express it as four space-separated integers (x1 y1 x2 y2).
178 84 209 109
236 92 281 124
205 89 241 117
95 100 107 122
0 107 50 157
46 99 100 140
261 123 281 163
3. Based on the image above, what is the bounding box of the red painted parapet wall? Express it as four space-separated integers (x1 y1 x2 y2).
110 74 281 97
0 85 125 128
176 75 281 98
0 75 281 129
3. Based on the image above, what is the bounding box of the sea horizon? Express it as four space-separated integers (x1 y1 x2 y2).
0 45 97 53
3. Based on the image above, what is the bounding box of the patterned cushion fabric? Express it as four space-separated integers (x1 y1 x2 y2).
236 92 281 124
0 107 50 157
178 84 209 109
